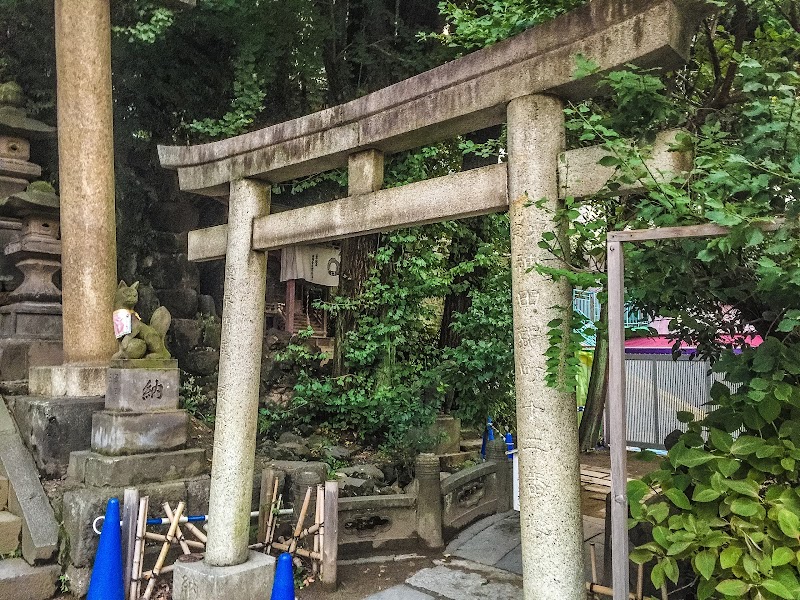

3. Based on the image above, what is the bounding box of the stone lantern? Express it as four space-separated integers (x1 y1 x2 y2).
0 82 61 380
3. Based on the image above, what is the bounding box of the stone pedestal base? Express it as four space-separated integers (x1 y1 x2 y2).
91 409 188 455
0 301 62 339
0 338 62 381
6 396 105 478
67 448 207 487
172 552 275 600
29 365 107 397
106 360 179 411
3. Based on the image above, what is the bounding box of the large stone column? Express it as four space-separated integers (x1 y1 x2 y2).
205 179 269 566
507 94 585 600
54 0 117 365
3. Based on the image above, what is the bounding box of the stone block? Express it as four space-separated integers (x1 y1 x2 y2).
66 450 91 484
431 415 461 455
0 302 62 340
104 365 179 412
91 409 188 455
0 339 62 382
0 511 21 554
265 460 327 484
185 476 211 515
157 287 199 318
144 253 199 290
64 564 91 598
168 318 202 358
0 420 58 563
182 347 219 376
152 231 189 254
0 476 7 509
172 551 275 600
8 396 105 478
0 559 59 600
149 201 200 234
75 448 207 487
202 320 222 349
0 403 14 436
28 365 106 397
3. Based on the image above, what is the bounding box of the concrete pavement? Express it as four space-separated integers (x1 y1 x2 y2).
363 512 605 600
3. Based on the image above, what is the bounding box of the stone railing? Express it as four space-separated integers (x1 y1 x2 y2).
331 439 513 555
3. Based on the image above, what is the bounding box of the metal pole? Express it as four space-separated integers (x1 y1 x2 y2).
607 240 629 600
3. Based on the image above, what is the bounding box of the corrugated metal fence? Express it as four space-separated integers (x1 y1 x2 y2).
620 354 738 449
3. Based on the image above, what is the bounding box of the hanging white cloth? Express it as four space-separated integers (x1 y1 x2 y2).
280 245 340 287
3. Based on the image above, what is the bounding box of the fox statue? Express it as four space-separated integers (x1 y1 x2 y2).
112 281 172 360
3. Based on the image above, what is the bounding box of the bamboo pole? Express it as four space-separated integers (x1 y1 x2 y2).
142 564 174 580
164 502 191 554
121 488 139 600
270 541 322 561
184 520 208 544
313 485 323 575
142 501 185 600
144 531 205 550
318 485 325 575
589 543 598 583
262 477 280 545
288 487 312 554
586 582 638 600
130 496 149 600
267 495 282 553
259 470 280 543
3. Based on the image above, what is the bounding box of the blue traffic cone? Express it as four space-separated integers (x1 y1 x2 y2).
270 552 295 600
87 497 125 600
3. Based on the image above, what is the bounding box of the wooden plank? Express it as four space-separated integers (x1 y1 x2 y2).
607 221 781 243
607 239 629 600
582 478 613 488
581 465 612 474
122 488 139 600
584 485 612 494
581 468 612 478
321 481 339 590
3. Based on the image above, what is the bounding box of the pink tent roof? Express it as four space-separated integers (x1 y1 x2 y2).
625 334 763 353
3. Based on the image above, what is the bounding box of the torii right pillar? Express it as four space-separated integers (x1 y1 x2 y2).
508 94 585 599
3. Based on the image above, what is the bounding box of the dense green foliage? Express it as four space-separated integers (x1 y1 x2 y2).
588 3 800 598
259 144 516 445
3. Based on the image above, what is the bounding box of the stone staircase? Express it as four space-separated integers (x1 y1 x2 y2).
292 311 326 337
0 400 60 599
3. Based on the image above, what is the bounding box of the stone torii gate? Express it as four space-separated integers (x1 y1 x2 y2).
159 1 707 598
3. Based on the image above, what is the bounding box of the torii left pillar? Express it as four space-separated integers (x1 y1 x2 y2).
172 179 276 599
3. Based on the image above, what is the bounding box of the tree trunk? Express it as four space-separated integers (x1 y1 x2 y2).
333 233 379 377
578 301 609 452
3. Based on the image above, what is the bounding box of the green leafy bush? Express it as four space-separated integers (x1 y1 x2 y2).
629 341 800 599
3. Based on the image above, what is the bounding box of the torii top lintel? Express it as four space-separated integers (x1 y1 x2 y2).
158 0 710 197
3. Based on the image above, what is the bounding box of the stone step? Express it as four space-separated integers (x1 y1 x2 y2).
0 511 21 555
0 477 7 510
0 558 59 600
460 438 483 451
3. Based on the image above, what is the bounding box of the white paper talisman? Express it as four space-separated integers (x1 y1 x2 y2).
113 309 132 339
